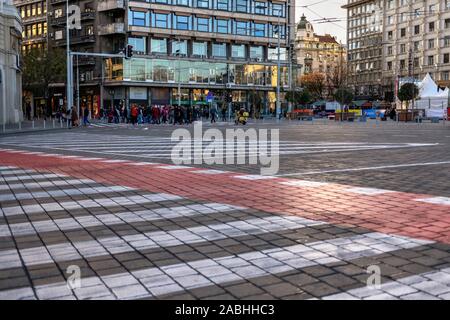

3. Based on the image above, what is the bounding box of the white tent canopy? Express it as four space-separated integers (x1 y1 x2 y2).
415 73 449 118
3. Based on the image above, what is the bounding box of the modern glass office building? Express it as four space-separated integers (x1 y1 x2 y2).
103 0 296 114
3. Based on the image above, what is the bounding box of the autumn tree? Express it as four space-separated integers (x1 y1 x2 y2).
22 47 66 114
300 72 325 100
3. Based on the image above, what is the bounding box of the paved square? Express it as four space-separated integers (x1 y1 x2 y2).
0 121 449 300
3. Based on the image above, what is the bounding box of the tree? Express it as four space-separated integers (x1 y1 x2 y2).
397 83 419 103
22 47 66 114
334 88 354 106
300 72 325 99
286 89 311 106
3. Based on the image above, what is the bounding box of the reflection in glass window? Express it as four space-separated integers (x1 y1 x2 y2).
197 17 209 32
272 3 284 17
268 47 287 61
175 15 190 30
232 44 246 58
236 21 248 35
254 1 266 14
154 13 169 28
236 0 248 13
193 42 207 57
172 40 188 56
217 0 229 10
254 23 266 37
129 11 149 27
128 37 147 54
212 43 227 57
151 38 167 54
197 0 209 8
250 46 263 60
216 19 229 33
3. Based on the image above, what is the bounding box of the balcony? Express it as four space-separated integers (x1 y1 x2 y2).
98 0 125 12
54 34 96 46
98 22 126 35
50 11 96 26
76 56 96 66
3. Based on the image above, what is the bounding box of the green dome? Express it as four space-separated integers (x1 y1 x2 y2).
297 15 308 30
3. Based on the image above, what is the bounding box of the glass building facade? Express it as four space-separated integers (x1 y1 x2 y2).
102 0 295 113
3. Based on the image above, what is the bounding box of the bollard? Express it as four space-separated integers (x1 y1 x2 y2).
18 121 22 131
32 120 35 129
60 118 62 128
43 120 46 129
53 119 55 128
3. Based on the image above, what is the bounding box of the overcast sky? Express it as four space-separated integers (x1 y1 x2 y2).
295 0 348 44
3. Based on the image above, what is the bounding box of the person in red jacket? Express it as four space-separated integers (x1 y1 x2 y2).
131 104 138 125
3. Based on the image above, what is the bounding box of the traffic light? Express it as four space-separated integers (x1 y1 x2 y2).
124 45 133 59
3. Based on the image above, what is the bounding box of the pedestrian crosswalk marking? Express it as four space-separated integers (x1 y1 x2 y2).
0 215 326 270
0 185 137 202
0 193 183 217
321 267 450 300
0 203 245 238
0 232 433 299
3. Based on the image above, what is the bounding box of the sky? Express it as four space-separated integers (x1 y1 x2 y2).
295 0 348 44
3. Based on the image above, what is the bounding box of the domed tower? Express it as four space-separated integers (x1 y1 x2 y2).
296 14 315 41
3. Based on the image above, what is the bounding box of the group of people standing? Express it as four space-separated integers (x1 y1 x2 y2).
104 104 227 125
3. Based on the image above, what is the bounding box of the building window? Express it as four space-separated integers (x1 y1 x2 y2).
428 55 434 66
130 11 149 27
197 0 209 8
250 46 263 60
217 0 229 10
212 43 227 57
177 0 189 5
154 13 169 28
172 40 188 56
414 25 420 34
254 23 266 37
235 21 248 35
175 15 190 30
446 19 450 29
231 44 246 58
216 19 229 33
197 17 210 32
400 28 406 37
444 53 450 64
272 3 284 17
129 37 146 54
192 42 207 57
235 0 248 13
429 22 435 32
254 1 266 14
151 38 167 54
429 39 435 49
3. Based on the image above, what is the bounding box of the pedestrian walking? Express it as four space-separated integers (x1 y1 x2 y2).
83 107 90 126
131 104 139 125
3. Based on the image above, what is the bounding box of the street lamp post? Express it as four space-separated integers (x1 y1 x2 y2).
175 48 181 107
276 10 282 120
66 0 72 113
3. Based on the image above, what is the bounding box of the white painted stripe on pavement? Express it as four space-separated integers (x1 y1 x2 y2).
234 175 277 181
0 232 433 299
345 187 396 196
0 169 37 175
321 267 450 300
0 186 137 202
276 161 450 177
415 197 450 206
280 180 330 188
193 170 229 175
0 203 245 237
0 193 183 217
0 215 325 270
0 173 68 183
156 165 194 170
0 179 96 191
